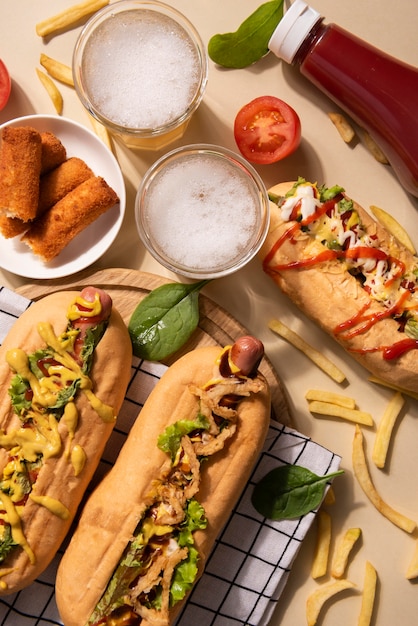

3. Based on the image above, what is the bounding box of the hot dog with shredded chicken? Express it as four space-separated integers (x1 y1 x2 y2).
55 336 270 626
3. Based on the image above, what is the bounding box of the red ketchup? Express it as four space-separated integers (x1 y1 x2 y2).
268 0 418 197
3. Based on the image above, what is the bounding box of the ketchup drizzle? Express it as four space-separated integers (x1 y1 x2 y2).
264 191 417 360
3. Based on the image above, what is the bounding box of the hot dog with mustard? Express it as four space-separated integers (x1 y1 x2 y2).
0 287 132 594
261 178 418 393
55 336 271 626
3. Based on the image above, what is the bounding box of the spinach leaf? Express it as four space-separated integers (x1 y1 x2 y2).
208 0 284 69
252 465 344 520
128 280 210 361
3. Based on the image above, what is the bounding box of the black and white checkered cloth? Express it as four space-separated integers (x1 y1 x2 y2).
0 286 341 626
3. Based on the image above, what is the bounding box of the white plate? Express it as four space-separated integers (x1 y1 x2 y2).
0 115 125 279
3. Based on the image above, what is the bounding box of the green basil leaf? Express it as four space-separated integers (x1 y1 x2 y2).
128 280 210 361
208 0 284 69
252 465 344 520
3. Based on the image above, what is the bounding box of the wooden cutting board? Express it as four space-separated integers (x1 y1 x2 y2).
17 267 292 426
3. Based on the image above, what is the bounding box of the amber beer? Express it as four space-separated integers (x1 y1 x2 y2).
136 145 270 279
73 1 208 149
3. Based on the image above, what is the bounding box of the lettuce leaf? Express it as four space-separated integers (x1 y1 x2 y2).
171 499 207 605
0 525 17 564
405 318 418 340
158 413 210 461
8 374 32 415
170 546 199 605
80 322 108 374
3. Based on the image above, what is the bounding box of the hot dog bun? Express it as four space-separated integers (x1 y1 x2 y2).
261 180 418 393
56 340 271 626
0 289 132 594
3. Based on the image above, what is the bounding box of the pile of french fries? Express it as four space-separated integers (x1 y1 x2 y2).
34 0 113 150
269 211 418 624
308 486 378 626
301 392 416 625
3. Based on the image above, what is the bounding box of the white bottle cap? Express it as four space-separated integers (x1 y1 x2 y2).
268 0 321 63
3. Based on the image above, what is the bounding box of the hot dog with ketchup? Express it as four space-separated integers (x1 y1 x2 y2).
0 287 132 594
56 336 271 626
261 178 418 393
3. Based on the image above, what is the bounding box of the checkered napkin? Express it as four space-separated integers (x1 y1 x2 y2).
0 286 341 626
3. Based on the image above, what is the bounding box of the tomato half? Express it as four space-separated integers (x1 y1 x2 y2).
234 95 301 164
0 60 11 111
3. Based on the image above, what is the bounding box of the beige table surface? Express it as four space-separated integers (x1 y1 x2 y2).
1 1 418 624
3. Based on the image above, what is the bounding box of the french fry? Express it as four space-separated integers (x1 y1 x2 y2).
331 527 362 578
36 0 109 37
40 54 74 87
268 319 347 383
36 69 63 115
362 131 389 164
352 424 416 534
406 539 418 580
368 375 418 402
323 485 336 506
311 510 332 579
306 579 356 626
358 561 378 626
372 391 405 469
308 400 374 426
370 204 416 254
305 389 356 409
328 112 356 143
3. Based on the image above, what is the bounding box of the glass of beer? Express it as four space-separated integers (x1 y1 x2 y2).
135 144 270 279
72 1 208 150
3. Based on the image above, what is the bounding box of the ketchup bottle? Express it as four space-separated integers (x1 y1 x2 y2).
268 0 418 198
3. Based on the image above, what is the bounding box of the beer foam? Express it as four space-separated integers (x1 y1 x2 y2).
144 155 262 272
82 11 201 129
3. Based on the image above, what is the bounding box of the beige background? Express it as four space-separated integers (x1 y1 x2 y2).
1 1 418 624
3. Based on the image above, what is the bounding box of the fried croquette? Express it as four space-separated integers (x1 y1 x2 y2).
21 176 119 261
0 126 42 221
38 157 94 213
40 131 67 174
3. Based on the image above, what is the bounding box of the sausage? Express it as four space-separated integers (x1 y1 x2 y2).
230 335 264 376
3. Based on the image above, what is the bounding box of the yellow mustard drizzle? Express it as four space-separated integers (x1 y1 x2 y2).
29 494 70 520
62 402 87 474
67 292 102 321
71 444 86 476
63 401 78 460
141 518 173 543
0 413 61 463
1 454 30 503
84 389 115 423
6 348 56 410
202 346 244 390
0 291 115 571
217 344 241 374
0 569 14 590
0 493 35 564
